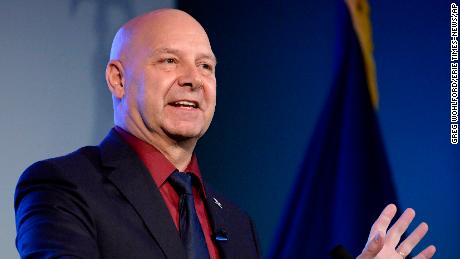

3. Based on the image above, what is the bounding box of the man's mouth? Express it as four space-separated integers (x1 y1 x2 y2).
169 100 199 109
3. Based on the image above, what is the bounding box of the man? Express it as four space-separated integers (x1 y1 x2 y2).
15 9 435 259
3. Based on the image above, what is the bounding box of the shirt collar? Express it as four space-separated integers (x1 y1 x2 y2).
114 126 206 194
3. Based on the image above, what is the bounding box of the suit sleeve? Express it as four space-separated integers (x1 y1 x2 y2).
14 161 100 259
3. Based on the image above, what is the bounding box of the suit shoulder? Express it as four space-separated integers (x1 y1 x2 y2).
15 146 102 210
18 146 101 182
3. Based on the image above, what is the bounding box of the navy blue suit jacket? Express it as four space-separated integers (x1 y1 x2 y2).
15 129 261 259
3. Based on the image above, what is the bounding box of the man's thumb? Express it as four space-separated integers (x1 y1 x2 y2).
357 232 384 259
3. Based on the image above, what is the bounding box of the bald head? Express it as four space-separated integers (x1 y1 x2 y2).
110 9 212 62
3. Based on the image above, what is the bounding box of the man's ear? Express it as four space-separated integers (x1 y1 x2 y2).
105 60 125 99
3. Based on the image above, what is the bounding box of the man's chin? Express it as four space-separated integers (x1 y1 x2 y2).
164 129 203 143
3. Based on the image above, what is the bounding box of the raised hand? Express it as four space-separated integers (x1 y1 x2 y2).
357 204 436 259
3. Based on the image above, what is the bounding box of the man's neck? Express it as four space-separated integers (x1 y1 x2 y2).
155 140 195 172
117 124 197 171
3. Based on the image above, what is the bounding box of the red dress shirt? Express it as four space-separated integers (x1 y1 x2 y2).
115 127 219 259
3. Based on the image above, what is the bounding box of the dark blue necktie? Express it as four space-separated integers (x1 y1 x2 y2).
169 171 210 259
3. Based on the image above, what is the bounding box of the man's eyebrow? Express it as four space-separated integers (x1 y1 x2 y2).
197 53 218 64
154 47 180 55
153 47 217 64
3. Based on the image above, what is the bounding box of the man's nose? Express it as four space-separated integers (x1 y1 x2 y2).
177 65 203 90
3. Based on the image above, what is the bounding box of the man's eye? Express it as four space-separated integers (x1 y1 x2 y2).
201 63 213 71
162 58 176 64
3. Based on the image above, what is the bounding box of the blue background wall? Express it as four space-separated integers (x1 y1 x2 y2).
2 0 458 258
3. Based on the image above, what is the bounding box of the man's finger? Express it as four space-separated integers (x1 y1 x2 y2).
357 231 384 259
396 222 429 256
413 245 436 259
386 208 415 247
368 204 397 240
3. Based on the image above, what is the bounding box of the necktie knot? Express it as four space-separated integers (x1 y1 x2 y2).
169 171 193 196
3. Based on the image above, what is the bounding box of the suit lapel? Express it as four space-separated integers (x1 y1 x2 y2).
204 187 234 258
99 129 187 259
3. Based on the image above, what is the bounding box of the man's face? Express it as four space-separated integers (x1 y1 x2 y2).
122 17 217 143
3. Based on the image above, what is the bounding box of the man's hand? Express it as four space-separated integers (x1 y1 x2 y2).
357 204 436 259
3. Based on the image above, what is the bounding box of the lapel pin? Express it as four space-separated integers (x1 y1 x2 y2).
213 197 223 209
